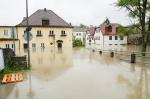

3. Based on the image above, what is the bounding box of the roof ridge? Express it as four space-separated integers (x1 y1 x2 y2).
47 10 71 26
16 10 40 26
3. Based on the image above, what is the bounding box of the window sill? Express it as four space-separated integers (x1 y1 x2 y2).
36 35 43 37
49 35 55 37
61 35 67 37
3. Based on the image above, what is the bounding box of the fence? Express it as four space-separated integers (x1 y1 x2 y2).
90 48 150 64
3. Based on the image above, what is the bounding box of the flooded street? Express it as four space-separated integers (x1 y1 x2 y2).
0 47 150 99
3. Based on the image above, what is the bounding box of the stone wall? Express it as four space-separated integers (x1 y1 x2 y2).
2 48 27 69
12 56 27 69
3 48 15 66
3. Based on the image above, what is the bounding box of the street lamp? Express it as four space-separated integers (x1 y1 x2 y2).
26 0 31 69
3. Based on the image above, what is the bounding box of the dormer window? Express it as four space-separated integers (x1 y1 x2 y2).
42 19 49 26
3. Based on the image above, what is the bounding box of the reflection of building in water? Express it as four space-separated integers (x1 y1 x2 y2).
0 84 15 99
0 8 73 49
117 65 150 99
86 43 127 52
30 48 73 80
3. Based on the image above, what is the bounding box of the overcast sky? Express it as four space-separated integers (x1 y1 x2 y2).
0 0 131 26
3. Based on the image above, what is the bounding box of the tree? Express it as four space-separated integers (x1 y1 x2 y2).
80 24 88 28
117 25 141 44
116 0 150 56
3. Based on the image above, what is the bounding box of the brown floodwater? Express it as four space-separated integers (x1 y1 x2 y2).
0 46 150 99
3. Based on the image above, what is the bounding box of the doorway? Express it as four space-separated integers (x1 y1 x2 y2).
56 40 63 48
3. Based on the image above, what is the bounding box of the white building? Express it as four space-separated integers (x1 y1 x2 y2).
73 27 87 44
86 19 127 51
85 27 96 44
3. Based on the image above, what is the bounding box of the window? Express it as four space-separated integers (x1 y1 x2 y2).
41 43 45 48
4 30 8 36
108 25 112 32
115 36 118 40
120 36 124 40
37 30 42 36
42 19 49 26
79 33 81 36
109 36 112 40
32 43 36 48
5 44 9 48
24 31 26 34
12 44 14 48
105 25 112 33
49 30 54 35
61 31 66 36
24 43 28 49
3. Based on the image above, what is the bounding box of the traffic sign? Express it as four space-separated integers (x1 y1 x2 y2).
23 32 33 41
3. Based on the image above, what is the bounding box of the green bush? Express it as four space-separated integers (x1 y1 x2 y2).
73 39 84 47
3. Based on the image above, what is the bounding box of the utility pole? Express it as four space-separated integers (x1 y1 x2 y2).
26 0 31 69
12 27 16 54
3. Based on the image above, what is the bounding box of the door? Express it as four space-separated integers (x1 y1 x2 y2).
57 43 62 48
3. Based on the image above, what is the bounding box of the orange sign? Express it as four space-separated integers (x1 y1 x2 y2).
1 73 23 84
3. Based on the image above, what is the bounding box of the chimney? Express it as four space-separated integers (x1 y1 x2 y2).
44 8 47 12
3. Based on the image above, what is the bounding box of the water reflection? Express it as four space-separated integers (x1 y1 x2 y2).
0 47 150 99
117 64 150 99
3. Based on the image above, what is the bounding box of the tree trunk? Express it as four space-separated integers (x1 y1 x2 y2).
141 0 148 56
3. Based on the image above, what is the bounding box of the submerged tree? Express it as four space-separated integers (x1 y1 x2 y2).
116 0 150 56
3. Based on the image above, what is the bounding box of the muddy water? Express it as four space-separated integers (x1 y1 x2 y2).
0 47 150 99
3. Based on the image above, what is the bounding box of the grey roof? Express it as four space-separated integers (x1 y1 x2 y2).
17 9 72 28
73 27 87 32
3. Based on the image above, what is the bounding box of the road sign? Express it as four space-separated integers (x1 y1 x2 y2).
23 32 33 41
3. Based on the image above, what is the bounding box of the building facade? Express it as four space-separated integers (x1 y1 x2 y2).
86 19 127 50
85 27 96 44
73 27 87 44
0 8 73 50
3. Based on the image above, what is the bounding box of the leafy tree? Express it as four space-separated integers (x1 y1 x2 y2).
116 0 150 56
80 24 88 28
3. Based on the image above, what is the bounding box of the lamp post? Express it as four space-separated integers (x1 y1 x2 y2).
26 0 31 68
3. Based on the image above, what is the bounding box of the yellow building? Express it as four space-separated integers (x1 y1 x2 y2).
0 8 73 50
0 26 19 49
